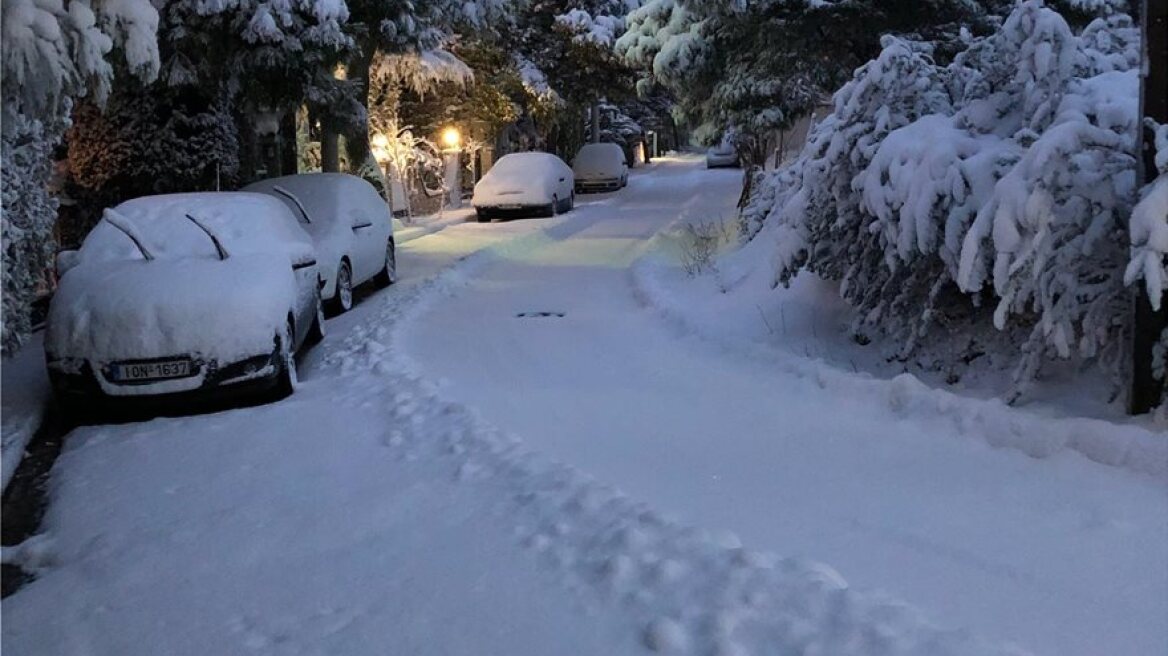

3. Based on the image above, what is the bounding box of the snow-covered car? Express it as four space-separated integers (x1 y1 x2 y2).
45 193 324 410
245 173 395 315
473 152 575 221
572 142 628 193
705 142 740 168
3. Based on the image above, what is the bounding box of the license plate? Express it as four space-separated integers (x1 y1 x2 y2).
112 359 192 382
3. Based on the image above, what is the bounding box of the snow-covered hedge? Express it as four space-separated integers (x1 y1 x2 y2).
743 0 1156 400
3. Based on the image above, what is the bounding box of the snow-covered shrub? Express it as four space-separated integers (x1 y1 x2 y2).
1 112 60 353
1 0 160 354
1124 121 1168 387
745 0 1146 400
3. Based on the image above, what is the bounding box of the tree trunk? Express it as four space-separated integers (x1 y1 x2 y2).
344 46 377 176
591 101 601 143
280 110 298 176
321 127 340 172
1131 0 1168 414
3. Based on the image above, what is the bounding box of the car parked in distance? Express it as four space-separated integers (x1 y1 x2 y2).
245 173 395 315
705 141 740 168
45 193 324 412
572 142 628 193
473 152 575 222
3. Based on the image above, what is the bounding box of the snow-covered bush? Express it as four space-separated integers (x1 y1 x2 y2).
746 0 1146 400
1 0 160 354
64 88 241 245
1 113 59 353
1124 121 1168 386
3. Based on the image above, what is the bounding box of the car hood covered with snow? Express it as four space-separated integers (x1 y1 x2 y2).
47 255 298 364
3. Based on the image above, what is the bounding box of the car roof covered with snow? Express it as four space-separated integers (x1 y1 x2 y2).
78 192 313 265
243 173 391 238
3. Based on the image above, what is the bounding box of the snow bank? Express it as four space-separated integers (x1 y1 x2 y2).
1 332 50 491
633 216 1167 481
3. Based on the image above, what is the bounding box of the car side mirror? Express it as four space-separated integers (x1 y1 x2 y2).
56 250 81 277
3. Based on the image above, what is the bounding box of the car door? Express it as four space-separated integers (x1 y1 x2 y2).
347 184 389 282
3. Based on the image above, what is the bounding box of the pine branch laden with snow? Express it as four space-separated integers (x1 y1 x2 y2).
742 1 1146 401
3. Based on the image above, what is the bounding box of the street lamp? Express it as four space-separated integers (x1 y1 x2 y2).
441 127 462 209
370 132 395 208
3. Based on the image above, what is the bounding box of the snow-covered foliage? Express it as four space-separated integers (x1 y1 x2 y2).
1 114 58 354
555 8 625 47
68 90 240 199
744 1 1145 400
1 0 159 114
1125 121 1168 310
1 0 161 355
617 0 990 162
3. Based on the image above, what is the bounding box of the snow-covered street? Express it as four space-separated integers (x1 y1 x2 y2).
403 156 1168 656
3 157 1165 656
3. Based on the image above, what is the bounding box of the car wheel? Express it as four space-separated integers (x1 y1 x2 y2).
568 191 575 211
476 209 490 223
275 320 297 398
373 238 396 288
306 293 326 345
327 260 353 315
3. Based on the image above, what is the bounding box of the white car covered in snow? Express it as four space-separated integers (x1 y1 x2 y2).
473 152 575 221
572 142 628 193
245 173 395 315
45 193 324 411
705 141 740 168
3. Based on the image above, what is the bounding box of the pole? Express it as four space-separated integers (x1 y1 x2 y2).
444 149 461 209
1131 0 1168 414
591 101 601 143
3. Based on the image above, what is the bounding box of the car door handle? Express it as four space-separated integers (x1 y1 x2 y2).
558 177 565 182
352 222 373 230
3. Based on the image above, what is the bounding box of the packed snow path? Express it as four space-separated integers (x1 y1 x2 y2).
404 157 1168 656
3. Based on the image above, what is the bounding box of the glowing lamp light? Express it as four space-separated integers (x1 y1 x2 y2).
442 127 461 150
371 133 389 149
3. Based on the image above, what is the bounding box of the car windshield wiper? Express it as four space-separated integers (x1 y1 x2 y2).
185 214 230 260
272 186 312 224
102 208 154 261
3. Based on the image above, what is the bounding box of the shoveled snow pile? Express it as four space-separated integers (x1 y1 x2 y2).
4 214 1027 656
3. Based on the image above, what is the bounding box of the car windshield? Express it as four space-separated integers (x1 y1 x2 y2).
575 144 622 168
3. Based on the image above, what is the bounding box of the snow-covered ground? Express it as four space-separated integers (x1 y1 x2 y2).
1 331 51 491
3 157 1164 656
402 156 1168 656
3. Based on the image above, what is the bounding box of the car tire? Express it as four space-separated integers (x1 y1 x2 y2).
306 293 326 346
275 320 297 399
326 260 353 315
373 238 396 288
477 209 491 223
567 192 575 212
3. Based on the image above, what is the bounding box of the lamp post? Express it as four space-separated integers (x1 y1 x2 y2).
442 127 462 209
370 132 393 206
